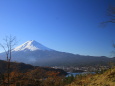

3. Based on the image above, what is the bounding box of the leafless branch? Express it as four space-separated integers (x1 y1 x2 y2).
101 5 115 26
0 35 17 86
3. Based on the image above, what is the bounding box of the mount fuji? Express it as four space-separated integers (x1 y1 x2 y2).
13 40 53 51
0 40 114 66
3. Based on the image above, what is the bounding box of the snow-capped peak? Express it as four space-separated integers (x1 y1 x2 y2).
13 40 52 51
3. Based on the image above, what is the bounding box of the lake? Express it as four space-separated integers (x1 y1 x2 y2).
66 72 95 77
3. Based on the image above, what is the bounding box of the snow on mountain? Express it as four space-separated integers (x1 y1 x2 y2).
13 40 53 51
0 40 111 67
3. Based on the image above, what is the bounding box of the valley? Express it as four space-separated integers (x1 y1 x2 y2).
0 40 114 86
0 0 115 86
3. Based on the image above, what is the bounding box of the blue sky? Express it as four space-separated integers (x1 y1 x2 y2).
0 0 115 57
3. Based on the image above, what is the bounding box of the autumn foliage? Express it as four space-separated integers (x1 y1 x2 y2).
0 60 67 86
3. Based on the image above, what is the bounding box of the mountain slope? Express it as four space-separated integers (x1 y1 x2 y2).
0 40 114 67
13 40 53 51
0 60 67 75
66 67 115 86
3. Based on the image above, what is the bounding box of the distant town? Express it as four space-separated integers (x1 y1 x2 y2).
52 66 110 72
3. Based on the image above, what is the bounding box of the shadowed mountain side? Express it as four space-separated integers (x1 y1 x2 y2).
0 40 114 67
0 50 114 67
0 60 67 76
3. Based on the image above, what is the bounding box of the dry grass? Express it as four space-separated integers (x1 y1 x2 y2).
66 67 115 86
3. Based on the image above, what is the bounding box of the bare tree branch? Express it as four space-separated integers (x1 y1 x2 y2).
0 35 17 86
101 5 115 26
